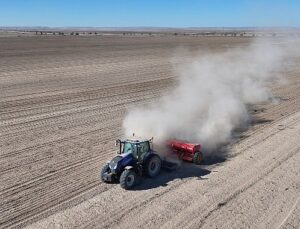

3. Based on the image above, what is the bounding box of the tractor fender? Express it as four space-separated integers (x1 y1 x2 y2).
144 153 161 163
124 166 134 170
125 165 142 177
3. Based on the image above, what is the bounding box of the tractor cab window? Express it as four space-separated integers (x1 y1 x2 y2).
122 142 137 156
138 141 150 161
139 142 150 154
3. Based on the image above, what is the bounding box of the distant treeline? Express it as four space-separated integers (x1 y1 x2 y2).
0 30 286 38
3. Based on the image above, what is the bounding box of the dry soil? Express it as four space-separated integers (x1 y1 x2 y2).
0 35 299 229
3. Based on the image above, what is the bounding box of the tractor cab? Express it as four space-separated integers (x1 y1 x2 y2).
116 138 153 162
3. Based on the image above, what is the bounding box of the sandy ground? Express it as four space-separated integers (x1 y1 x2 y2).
0 35 299 228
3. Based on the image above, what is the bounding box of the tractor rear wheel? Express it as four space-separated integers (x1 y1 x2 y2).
145 155 162 177
120 169 137 190
193 151 203 165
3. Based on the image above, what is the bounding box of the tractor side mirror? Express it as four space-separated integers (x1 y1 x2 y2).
115 139 120 146
115 139 122 154
149 137 154 149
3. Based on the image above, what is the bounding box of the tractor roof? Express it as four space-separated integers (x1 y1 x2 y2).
123 137 152 144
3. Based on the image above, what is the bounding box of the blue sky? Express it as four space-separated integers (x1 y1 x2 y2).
0 0 299 27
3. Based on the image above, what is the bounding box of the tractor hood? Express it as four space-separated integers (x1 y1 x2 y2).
109 152 134 173
109 156 123 170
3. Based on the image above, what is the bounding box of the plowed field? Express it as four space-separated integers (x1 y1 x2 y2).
0 35 299 228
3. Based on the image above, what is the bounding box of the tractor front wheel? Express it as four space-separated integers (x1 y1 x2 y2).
193 151 203 165
120 169 137 190
101 164 111 183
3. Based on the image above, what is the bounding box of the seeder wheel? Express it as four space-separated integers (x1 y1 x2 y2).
193 151 203 165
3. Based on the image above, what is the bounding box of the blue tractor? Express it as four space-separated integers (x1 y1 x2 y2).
101 138 163 190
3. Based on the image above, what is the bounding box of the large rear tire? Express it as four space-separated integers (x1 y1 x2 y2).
101 164 111 183
145 155 162 177
193 151 203 165
120 169 137 190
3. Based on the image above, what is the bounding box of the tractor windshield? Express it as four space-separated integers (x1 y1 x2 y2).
122 142 137 155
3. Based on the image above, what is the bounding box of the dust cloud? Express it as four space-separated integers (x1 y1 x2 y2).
123 38 297 152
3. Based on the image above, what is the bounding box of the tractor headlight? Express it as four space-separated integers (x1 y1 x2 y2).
108 163 118 172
